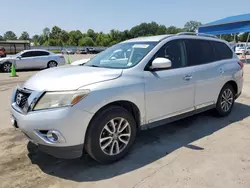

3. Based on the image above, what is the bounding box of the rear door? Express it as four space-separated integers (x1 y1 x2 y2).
184 39 232 109
31 51 50 68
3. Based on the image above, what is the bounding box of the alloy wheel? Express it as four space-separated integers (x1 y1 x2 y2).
221 88 233 112
48 62 57 68
99 117 131 156
3 63 11 72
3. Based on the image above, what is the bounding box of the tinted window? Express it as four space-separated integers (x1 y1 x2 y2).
154 40 186 69
211 41 233 60
21 52 33 58
184 39 215 66
32 51 49 56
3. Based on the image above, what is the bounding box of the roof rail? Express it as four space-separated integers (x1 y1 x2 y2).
176 32 218 39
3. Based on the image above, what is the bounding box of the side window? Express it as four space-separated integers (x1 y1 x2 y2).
211 41 233 60
39 51 49 56
155 40 186 69
32 51 49 57
184 39 215 66
21 52 33 58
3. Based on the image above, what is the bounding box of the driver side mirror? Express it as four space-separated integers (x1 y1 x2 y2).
110 56 116 60
17 56 21 60
150 57 172 70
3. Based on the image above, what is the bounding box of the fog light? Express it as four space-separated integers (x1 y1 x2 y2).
10 116 18 128
47 130 61 143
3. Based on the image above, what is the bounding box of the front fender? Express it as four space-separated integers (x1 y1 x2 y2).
76 78 146 125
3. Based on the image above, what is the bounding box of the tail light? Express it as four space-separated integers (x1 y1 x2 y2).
59 55 64 58
238 61 244 69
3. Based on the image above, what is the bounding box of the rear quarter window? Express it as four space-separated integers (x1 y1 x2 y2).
211 41 233 61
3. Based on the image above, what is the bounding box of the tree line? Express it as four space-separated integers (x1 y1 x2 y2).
0 21 249 47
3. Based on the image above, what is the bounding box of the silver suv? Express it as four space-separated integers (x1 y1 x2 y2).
10 33 243 163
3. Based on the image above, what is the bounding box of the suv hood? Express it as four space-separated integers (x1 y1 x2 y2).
23 65 122 91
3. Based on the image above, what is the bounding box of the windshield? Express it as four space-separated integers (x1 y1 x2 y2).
14 51 23 57
84 42 157 69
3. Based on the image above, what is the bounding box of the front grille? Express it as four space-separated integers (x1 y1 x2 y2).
15 89 31 109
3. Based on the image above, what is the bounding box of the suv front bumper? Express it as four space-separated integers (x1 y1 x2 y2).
11 87 94 159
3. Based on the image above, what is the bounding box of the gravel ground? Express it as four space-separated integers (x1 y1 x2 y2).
0 61 250 188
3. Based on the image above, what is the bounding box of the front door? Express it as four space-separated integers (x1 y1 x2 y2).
144 40 195 123
15 51 34 69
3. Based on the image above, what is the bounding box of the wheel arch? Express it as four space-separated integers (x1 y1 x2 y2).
224 80 238 95
86 100 141 132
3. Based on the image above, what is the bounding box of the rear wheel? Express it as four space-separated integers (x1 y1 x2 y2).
2 62 12 72
85 106 137 163
215 84 235 117
47 61 58 68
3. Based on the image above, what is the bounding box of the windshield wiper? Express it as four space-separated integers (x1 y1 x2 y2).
82 64 100 67
86 65 101 67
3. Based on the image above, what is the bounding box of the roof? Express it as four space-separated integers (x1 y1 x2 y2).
22 49 51 53
198 13 250 34
0 40 30 44
123 35 172 42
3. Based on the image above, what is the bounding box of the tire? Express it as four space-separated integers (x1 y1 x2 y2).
85 106 137 163
2 62 12 72
47 61 58 68
215 84 235 117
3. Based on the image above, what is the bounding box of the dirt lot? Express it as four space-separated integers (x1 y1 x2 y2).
0 61 250 188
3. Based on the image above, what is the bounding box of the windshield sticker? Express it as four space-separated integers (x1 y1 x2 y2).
127 62 133 66
132 44 149 48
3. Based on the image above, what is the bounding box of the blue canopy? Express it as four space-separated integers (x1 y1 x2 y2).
198 13 250 35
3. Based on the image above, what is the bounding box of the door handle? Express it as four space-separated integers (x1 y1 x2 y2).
183 75 192 81
219 68 224 74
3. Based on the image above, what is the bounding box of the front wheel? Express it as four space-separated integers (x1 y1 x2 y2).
2 62 12 72
215 84 235 117
85 106 137 163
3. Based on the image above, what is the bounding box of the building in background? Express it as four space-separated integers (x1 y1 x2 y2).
0 40 30 54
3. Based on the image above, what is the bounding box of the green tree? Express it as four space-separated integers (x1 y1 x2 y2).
43 27 50 40
120 30 131 41
0 35 3 41
109 29 122 44
60 30 69 45
156 25 167 35
222 34 234 42
50 26 62 45
87 29 96 41
239 33 250 42
3 31 17 40
19 31 30 40
166 26 183 34
96 32 110 46
32 35 40 45
79 37 95 46
68 30 83 46
184 21 202 32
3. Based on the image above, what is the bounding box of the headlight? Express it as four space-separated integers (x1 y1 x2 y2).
33 90 90 110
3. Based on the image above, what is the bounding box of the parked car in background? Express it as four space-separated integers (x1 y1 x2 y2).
235 46 250 55
76 48 88 54
0 49 66 72
10 33 243 163
0 47 6 58
86 47 106 54
61 48 75 54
